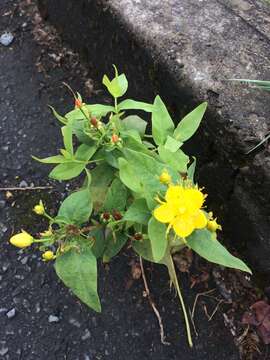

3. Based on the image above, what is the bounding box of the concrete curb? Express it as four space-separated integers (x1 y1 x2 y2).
38 0 270 273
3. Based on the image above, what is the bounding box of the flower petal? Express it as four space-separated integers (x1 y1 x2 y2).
185 188 205 213
173 215 194 238
153 203 175 223
194 210 207 229
165 185 184 202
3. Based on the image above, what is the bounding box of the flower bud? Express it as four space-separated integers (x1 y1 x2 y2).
40 229 53 237
112 210 122 221
90 117 98 127
33 200 45 215
100 212 111 223
111 134 119 143
10 231 33 248
159 170 171 185
42 250 55 261
207 219 222 232
133 232 143 241
75 98 82 108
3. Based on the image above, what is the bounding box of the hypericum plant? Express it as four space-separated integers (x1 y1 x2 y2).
10 66 251 347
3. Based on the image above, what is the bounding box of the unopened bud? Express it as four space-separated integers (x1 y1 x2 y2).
112 210 122 221
133 232 143 241
75 98 82 108
100 212 111 222
159 170 171 185
90 117 98 127
111 134 119 143
42 250 55 261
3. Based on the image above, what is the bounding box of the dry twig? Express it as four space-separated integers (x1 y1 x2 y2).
0 186 53 191
139 256 170 346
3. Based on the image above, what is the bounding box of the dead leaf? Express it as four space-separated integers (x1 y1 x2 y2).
242 300 270 344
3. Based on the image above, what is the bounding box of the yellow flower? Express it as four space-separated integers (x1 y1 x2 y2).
207 219 222 232
159 170 171 185
42 250 55 261
40 229 53 237
10 230 34 248
33 200 45 215
154 185 207 238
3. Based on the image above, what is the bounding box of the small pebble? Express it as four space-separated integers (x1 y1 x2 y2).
69 318 81 328
0 346 8 356
48 315 59 323
6 308 16 319
81 329 91 341
0 32 14 46
19 180 28 188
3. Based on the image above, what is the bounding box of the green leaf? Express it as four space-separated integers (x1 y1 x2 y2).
75 144 97 161
55 247 101 312
32 155 66 164
49 162 85 180
187 157 196 183
102 67 128 98
90 163 115 211
122 148 179 192
66 109 84 122
118 157 143 193
133 238 156 263
118 99 153 112
174 102 207 142
121 129 142 143
148 217 167 262
187 229 252 274
158 146 189 172
49 106 67 125
61 126 73 155
123 198 151 225
121 115 147 136
152 96 174 145
86 104 115 117
103 232 127 262
103 178 127 211
164 136 183 152
89 228 106 259
57 188 92 225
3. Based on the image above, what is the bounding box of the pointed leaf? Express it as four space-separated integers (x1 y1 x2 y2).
152 96 174 146
61 126 73 155
118 99 153 112
148 217 167 262
121 115 147 136
103 178 127 211
164 136 183 152
174 102 207 142
55 247 101 312
187 157 196 183
75 144 97 161
49 106 68 125
49 162 85 180
103 232 127 261
90 163 115 211
158 146 189 172
187 229 252 274
32 155 66 164
123 198 151 225
57 188 92 225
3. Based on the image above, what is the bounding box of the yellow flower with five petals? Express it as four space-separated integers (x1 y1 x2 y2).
153 185 207 238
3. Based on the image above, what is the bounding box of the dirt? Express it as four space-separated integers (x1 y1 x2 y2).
0 1 268 359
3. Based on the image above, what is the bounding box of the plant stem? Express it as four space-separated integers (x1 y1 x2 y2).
114 97 118 113
168 254 193 348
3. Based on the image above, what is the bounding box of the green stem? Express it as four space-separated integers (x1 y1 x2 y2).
167 254 193 348
114 97 118 114
44 213 54 223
